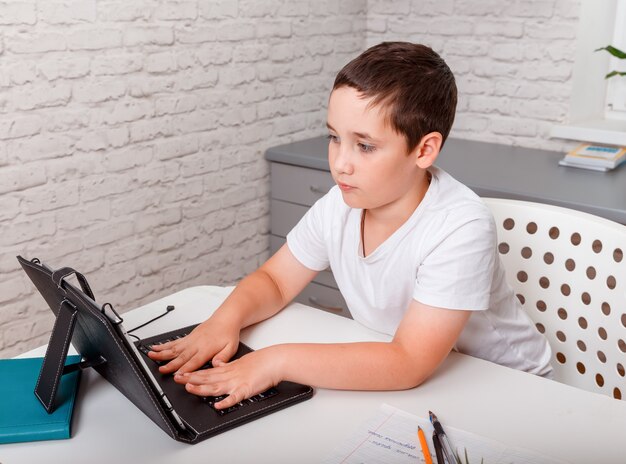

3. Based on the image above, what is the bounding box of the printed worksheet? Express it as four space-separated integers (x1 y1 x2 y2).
323 404 566 464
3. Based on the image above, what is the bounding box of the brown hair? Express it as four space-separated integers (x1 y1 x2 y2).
332 41 457 152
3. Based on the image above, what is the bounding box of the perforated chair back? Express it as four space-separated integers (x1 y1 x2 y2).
483 198 626 400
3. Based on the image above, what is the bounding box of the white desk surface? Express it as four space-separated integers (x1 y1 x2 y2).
3 286 626 464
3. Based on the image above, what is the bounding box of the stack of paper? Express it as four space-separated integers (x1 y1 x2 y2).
323 403 566 464
559 143 626 172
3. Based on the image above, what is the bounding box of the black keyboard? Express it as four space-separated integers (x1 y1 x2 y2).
137 334 278 415
202 388 279 416
138 338 189 367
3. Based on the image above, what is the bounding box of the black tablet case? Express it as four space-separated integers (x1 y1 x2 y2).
18 256 314 444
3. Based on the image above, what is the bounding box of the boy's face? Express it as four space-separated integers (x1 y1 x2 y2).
326 86 426 212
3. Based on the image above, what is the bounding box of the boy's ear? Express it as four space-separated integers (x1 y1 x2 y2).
412 132 443 169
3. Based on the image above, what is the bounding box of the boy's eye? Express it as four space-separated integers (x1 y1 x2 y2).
358 143 376 153
327 134 340 143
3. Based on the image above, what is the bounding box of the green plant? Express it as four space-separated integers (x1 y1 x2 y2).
595 45 626 78
453 447 484 464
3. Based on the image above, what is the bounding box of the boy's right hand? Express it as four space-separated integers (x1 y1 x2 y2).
147 316 240 375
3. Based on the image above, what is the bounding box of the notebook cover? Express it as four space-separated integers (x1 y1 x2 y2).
0 355 81 444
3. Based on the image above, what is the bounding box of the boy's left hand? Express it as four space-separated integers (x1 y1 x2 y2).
172 348 281 409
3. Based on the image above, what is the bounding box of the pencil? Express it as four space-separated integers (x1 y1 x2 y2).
417 425 433 464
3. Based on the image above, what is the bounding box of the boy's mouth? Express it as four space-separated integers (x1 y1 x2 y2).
337 182 355 192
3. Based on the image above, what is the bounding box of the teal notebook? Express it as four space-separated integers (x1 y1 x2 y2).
0 355 81 444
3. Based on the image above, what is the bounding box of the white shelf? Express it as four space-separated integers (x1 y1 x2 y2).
550 118 626 146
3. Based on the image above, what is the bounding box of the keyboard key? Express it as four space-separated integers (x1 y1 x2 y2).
203 394 228 407
204 395 242 415
217 405 240 416
137 345 168 366
203 387 280 415
251 387 278 402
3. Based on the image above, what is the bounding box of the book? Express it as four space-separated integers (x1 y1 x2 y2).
0 355 81 444
559 143 626 171
558 159 613 172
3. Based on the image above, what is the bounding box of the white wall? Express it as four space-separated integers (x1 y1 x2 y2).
0 0 367 356
1 0 584 357
367 0 581 151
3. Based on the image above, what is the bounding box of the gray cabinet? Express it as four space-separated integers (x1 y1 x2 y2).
265 134 626 318
266 136 626 224
267 162 351 318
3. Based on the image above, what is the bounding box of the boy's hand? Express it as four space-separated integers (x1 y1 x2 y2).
148 316 240 375
172 348 281 410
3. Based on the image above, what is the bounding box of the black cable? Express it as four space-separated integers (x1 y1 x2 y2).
128 305 176 334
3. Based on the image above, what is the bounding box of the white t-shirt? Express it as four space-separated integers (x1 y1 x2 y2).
287 166 553 377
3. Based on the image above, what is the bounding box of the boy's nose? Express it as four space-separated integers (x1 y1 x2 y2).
333 144 354 175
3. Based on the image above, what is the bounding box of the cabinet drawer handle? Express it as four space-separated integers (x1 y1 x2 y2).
308 296 343 312
309 185 327 195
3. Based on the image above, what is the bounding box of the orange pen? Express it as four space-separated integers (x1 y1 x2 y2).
417 425 434 464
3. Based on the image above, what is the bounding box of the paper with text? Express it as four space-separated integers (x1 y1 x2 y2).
323 404 566 464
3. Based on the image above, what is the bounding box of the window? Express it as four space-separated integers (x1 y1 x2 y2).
605 0 626 118
550 0 626 146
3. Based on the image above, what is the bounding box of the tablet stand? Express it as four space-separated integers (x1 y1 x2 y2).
33 266 106 413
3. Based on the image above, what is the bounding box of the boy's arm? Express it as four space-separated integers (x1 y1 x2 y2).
276 299 471 389
149 244 318 374
175 298 471 408
208 243 320 329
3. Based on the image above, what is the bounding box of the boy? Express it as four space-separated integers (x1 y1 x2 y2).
149 42 553 409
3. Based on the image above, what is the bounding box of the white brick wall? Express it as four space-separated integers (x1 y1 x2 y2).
1 0 585 357
367 0 581 151
0 0 367 357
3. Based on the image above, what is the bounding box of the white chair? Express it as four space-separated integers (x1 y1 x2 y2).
483 198 626 400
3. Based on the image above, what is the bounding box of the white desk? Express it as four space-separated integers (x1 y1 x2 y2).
4 286 626 463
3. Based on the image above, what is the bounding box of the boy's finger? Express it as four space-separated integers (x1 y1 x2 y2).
158 350 192 374
183 380 223 397
147 348 175 360
183 382 204 396
158 360 182 374
212 348 231 366
174 357 210 375
215 391 243 409
149 340 176 351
